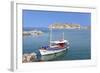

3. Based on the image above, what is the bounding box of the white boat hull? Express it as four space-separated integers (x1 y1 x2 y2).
39 48 67 55
39 48 68 61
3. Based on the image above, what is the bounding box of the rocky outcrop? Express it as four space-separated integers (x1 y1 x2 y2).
22 52 37 63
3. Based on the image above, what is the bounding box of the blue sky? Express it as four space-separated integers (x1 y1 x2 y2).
23 10 91 28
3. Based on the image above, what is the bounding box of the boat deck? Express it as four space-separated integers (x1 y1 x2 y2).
40 46 66 51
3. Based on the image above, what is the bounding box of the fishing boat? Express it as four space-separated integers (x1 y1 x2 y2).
39 28 69 60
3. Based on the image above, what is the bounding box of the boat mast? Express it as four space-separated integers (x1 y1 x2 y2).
50 28 52 47
62 32 64 40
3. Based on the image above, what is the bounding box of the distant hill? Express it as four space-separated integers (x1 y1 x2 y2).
49 23 80 29
48 23 90 30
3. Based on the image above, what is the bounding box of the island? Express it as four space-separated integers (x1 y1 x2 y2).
49 23 90 30
23 30 44 36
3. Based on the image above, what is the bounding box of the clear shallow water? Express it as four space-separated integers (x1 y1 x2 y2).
23 28 91 61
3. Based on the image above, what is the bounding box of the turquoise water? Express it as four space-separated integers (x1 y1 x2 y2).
23 28 91 61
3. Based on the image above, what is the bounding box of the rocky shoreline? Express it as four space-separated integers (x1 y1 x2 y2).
22 52 37 63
